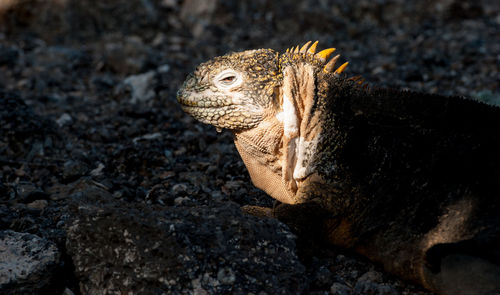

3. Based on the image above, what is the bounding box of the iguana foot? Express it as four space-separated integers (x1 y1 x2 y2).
240 205 274 218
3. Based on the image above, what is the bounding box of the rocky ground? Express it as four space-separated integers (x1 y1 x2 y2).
0 0 498 294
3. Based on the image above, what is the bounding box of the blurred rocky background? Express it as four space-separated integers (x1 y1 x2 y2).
0 0 498 294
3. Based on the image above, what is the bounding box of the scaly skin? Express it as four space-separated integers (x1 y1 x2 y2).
177 42 500 295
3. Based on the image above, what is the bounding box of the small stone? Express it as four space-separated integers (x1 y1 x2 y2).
122 71 156 104
113 191 124 199
62 160 89 182
357 270 383 283
192 278 209 295
56 113 73 127
26 200 48 210
46 183 71 201
90 163 105 177
146 183 176 205
14 167 26 177
353 281 377 295
157 64 170 73
174 196 190 205
132 132 162 144
160 0 178 8
316 265 334 288
217 268 235 285
15 182 47 203
330 282 352 295
171 183 187 194
376 284 398 295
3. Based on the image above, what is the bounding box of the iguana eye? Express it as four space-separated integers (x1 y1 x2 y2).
219 74 238 86
215 70 242 88
221 76 236 83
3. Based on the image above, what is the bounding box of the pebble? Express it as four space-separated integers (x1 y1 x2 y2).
312 265 334 289
217 268 236 285
171 183 188 194
62 160 89 182
357 270 383 283
330 282 352 295
122 71 156 104
174 196 190 205
56 113 73 127
15 182 47 203
90 163 105 177
26 200 48 210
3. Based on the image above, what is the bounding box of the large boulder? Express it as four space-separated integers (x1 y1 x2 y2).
0 230 60 294
66 183 306 294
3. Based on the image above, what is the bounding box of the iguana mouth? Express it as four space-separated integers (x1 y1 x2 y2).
178 96 262 130
177 93 232 109
179 104 235 117
177 82 234 108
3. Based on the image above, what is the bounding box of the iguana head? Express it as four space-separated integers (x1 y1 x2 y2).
177 49 282 130
177 41 349 131
177 41 350 204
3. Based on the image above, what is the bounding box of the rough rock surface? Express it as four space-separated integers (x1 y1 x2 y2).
0 230 59 293
65 183 305 294
0 93 62 161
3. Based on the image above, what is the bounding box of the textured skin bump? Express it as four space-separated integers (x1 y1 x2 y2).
178 43 500 295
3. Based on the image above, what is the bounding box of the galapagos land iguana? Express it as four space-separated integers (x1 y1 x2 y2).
177 41 500 295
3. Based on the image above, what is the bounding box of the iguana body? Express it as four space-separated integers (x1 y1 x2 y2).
177 42 500 295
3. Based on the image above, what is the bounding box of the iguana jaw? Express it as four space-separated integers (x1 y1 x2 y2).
177 76 265 130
